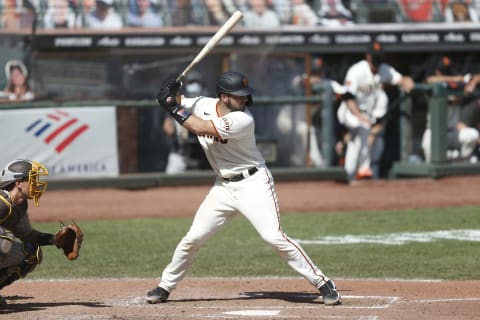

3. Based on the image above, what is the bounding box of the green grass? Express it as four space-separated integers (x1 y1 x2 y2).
31 206 480 280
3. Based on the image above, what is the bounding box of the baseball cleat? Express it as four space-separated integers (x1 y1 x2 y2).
319 280 341 305
146 286 169 304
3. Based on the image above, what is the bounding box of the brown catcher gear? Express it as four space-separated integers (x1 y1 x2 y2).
55 222 83 260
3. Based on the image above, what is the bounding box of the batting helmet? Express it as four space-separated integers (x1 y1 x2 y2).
216 72 254 106
0 159 48 207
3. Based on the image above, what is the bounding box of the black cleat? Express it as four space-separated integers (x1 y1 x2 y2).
146 286 170 304
319 280 341 305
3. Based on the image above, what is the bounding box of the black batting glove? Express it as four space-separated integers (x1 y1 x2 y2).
156 79 182 105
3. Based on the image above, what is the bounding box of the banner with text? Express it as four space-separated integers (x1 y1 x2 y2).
0 107 119 178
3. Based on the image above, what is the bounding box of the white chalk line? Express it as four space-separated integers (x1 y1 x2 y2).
412 297 480 303
295 229 480 245
117 295 398 310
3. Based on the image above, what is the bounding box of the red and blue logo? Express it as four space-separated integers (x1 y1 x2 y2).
25 109 90 153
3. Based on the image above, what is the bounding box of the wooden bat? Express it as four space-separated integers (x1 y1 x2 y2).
176 10 243 83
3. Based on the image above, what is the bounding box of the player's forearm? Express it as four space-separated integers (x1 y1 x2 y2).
183 115 219 137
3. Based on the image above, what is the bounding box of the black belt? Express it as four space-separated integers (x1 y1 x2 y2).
222 167 258 182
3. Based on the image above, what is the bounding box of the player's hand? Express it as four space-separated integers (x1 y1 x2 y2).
156 79 182 105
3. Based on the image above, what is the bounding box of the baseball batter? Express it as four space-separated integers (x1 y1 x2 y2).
146 71 341 305
337 42 414 181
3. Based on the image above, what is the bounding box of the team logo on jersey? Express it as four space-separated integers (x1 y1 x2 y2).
199 134 228 144
25 109 90 153
221 117 233 131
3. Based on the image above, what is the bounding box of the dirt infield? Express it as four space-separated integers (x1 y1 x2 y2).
2 175 480 319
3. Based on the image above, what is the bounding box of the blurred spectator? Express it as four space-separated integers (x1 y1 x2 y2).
444 0 479 22
127 0 164 27
291 57 348 167
270 0 291 24
243 0 281 27
397 0 440 22
204 0 231 24
291 0 318 25
169 0 208 26
84 0 123 29
76 0 95 26
1 60 34 101
317 0 354 26
337 42 414 181
422 55 480 163
43 0 77 28
1 0 37 30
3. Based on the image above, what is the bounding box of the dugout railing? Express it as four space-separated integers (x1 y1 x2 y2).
391 83 480 178
0 91 348 190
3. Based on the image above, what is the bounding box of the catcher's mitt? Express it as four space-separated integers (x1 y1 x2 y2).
55 222 83 260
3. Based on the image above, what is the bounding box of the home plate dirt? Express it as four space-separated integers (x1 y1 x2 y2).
2 176 480 319
1 278 479 319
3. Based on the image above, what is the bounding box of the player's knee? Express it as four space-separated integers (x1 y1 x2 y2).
260 231 283 246
0 227 14 257
180 235 205 250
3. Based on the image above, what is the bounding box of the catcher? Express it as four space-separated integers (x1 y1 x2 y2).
0 159 83 306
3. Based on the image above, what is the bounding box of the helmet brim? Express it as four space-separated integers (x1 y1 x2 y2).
228 87 255 97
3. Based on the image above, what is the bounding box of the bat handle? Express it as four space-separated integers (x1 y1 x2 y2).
176 74 185 83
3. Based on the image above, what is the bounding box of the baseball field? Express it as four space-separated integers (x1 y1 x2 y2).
1 175 480 319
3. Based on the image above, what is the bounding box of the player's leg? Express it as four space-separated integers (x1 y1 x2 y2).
458 126 479 160
345 126 370 181
370 133 384 179
338 103 370 181
422 128 432 163
236 169 341 305
147 183 237 303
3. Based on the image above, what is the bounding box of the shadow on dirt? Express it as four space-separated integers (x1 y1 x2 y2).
166 291 322 304
0 295 109 314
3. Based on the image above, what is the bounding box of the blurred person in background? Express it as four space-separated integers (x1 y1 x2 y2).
290 0 318 25
269 0 291 24
1 60 34 102
169 0 209 26
165 72 211 172
127 0 164 27
243 0 281 27
422 55 480 163
84 0 123 29
443 0 479 22
203 0 230 24
317 0 354 26
337 42 414 182
43 0 77 28
0 0 37 30
397 0 441 22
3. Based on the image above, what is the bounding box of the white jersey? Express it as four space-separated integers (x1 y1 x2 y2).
180 96 265 178
344 60 402 113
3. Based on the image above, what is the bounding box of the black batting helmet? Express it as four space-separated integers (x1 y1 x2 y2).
216 72 254 106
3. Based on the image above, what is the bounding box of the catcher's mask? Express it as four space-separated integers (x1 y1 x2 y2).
0 159 48 206
215 71 255 106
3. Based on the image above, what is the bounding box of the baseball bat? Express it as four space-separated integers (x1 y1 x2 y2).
176 10 243 83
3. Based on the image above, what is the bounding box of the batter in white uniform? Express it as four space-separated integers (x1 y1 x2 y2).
337 42 414 181
146 71 341 305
